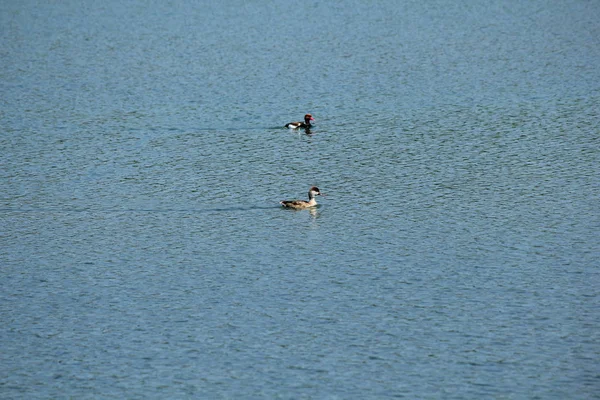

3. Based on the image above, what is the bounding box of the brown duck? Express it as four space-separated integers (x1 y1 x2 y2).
280 186 323 209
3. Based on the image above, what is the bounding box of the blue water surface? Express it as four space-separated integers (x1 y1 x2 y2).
1 0 599 398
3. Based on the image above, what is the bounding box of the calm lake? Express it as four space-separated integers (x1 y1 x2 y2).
1 0 599 398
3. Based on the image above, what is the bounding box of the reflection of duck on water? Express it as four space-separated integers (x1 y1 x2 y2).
280 187 323 209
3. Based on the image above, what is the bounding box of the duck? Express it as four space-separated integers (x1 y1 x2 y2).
285 114 315 129
280 186 322 209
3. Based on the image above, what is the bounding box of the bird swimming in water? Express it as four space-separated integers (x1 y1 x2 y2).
285 114 315 129
280 186 322 209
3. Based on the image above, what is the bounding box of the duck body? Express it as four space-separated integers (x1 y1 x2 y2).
285 114 314 129
280 186 322 209
284 121 309 129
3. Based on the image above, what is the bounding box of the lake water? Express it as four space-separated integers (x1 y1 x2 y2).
1 0 599 398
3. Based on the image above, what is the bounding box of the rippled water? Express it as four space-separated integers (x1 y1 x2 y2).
2 0 599 398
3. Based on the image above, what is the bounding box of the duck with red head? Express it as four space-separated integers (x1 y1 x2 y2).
285 114 315 129
280 186 323 209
